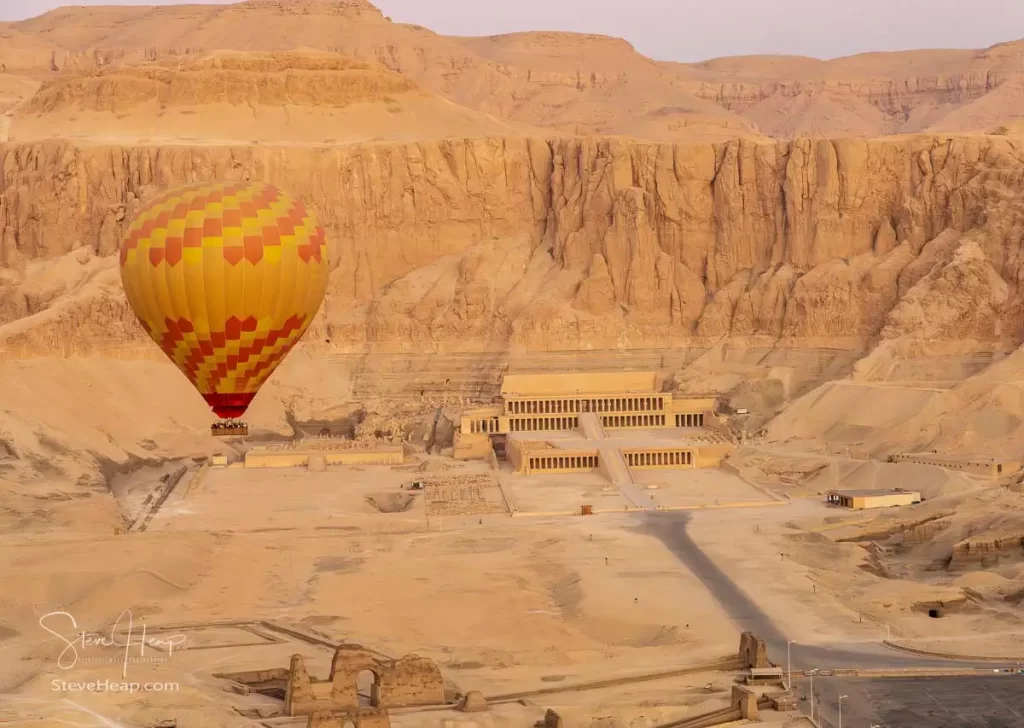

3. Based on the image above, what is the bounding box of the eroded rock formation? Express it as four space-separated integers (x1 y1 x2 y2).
1 133 1023 353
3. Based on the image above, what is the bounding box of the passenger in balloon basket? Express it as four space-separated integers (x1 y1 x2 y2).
211 420 248 437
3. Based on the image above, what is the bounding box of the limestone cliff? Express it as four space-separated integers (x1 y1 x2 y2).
23 53 418 115
1 134 1023 354
683 72 1022 136
10 1 1023 141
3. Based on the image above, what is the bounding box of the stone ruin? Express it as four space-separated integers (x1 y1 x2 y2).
422 473 506 517
738 631 769 669
262 435 400 453
353 415 408 446
731 684 760 720
306 710 390 728
537 709 563 728
458 690 488 713
227 633 776 727
284 645 445 726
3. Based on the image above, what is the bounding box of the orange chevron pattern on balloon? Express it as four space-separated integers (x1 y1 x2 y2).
119 181 330 419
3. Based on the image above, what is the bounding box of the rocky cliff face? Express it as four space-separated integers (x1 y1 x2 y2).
13 1 1023 142
2 133 1023 354
24 52 418 115
685 71 1008 126
688 72 1004 108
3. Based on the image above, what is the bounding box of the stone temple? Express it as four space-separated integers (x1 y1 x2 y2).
454 372 733 484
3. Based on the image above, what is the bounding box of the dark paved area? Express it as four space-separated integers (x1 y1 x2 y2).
642 512 1021 671
641 512 1024 727
809 676 1024 728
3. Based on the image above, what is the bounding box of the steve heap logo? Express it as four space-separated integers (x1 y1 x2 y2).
39 609 187 679
50 677 180 694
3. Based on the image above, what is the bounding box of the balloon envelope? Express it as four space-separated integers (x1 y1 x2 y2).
119 181 330 419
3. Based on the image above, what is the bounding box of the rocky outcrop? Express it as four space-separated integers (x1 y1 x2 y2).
23 52 418 115
2 133 1023 353
688 73 1005 107
10 1 1023 142
687 72 1007 114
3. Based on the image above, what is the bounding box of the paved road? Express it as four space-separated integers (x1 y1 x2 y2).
643 510 1024 726
641 511 1019 672
807 675 1024 728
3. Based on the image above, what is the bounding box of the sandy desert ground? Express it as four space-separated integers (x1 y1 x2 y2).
2 1 1024 727
0 447 895 728
2 348 1023 727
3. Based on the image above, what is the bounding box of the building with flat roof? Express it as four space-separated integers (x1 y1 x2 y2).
459 372 716 441
745 667 784 686
826 489 921 510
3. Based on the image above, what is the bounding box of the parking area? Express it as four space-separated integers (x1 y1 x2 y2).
813 676 1024 728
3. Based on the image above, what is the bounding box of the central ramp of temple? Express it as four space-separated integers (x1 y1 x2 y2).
600 445 635 487
578 412 606 441
578 413 645 501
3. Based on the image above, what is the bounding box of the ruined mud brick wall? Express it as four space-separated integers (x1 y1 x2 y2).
286 654 329 715
326 646 444 710
949 534 1024 569
285 647 445 717
900 515 955 544
542 709 563 728
374 655 445 707
731 685 759 720
738 632 769 669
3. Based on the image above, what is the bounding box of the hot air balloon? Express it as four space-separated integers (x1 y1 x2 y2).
119 181 330 435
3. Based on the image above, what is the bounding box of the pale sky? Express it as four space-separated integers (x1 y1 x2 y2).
1 0 1022 62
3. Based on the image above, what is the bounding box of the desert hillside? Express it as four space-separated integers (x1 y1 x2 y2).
2 4 1024 727
1 1 1024 429
0 0 1022 412
0 0 1021 556
2 0 1023 140
11 49 532 144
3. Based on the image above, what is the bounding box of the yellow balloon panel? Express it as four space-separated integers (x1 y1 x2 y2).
119 181 330 418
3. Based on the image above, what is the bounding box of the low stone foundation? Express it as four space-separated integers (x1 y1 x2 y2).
245 446 403 469
308 709 391 728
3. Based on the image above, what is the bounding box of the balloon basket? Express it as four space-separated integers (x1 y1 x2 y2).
212 421 248 437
